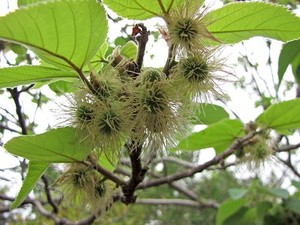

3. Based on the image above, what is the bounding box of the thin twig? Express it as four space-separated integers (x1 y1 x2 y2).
276 143 300 152
82 160 126 186
136 198 205 208
41 175 59 214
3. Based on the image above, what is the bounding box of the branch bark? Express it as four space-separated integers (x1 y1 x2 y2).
138 131 257 189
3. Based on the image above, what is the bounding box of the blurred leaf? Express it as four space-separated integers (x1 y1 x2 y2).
223 207 256 225
0 0 108 70
285 199 300 213
11 161 49 209
265 187 289 199
228 188 248 200
216 199 246 225
103 0 185 20
206 2 300 44
256 201 272 224
292 180 300 190
120 41 137 59
256 98 300 134
191 103 229 125
0 65 77 88
4 127 91 163
278 39 300 88
177 119 244 153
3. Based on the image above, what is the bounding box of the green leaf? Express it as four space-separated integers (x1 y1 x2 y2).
98 153 117 172
48 79 77 94
102 0 185 20
228 188 248 200
256 98 300 134
285 199 300 213
256 201 272 224
278 39 300 87
0 0 108 70
177 119 244 154
88 41 109 72
206 2 300 44
291 54 300 83
216 199 245 225
191 103 229 125
4 127 91 163
11 161 49 209
120 41 138 59
0 65 77 88
223 207 256 225
292 180 300 190
266 187 289 199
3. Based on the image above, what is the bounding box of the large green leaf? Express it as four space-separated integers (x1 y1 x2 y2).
191 103 229 125
278 39 300 87
0 65 77 88
11 161 49 209
256 98 300 134
206 2 300 44
102 0 185 20
216 199 246 225
0 0 108 70
4 127 91 163
177 119 244 154
18 0 48 7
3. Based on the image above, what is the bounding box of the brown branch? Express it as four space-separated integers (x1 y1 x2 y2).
135 198 205 208
7 87 27 135
169 182 219 209
82 160 126 186
276 143 300 152
0 123 20 134
135 23 149 72
162 44 176 77
121 141 148 204
138 131 257 189
277 154 300 179
41 175 59 214
162 156 196 168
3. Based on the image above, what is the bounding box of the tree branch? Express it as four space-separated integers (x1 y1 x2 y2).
121 141 148 204
82 160 126 186
276 143 300 152
135 23 149 72
7 87 27 135
163 44 176 77
135 198 205 208
41 175 59 214
138 131 257 189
